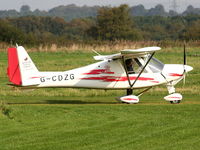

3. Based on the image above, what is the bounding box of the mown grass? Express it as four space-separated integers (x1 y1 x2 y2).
0 46 200 150
1 105 200 150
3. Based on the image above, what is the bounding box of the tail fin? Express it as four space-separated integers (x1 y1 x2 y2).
7 46 40 86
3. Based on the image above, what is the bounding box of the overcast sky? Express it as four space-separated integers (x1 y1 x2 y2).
0 0 200 12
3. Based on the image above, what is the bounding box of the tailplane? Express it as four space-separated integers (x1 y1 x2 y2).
7 46 40 86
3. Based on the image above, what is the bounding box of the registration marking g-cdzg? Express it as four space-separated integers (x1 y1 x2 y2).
40 74 74 82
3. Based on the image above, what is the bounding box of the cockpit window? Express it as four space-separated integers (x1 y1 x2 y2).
125 58 144 74
125 59 135 74
148 57 164 73
124 57 164 74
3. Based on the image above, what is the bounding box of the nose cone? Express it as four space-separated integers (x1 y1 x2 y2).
184 65 193 72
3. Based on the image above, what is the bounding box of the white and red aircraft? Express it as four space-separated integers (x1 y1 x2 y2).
7 45 193 104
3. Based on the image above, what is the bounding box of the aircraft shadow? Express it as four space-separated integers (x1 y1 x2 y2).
8 99 118 105
45 100 117 105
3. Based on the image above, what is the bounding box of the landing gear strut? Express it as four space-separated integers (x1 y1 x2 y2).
127 89 133 95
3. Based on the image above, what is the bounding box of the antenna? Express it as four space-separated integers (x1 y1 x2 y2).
92 49 101 56
171 0 178 12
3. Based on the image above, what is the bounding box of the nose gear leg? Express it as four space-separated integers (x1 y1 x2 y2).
165 82 182 104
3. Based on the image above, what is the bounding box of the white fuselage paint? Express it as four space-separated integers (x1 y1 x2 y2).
32 59 189 89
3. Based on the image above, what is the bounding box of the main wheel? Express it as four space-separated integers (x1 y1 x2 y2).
127 89 133 95
170 100 181 104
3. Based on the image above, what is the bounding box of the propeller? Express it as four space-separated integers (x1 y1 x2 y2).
184 42 186 66
183 42 186 85
183 72 186 85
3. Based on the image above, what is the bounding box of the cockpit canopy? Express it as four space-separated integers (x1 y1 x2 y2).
148 57 164 73
124 56 164 74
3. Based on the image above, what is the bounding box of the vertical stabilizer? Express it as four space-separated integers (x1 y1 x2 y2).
7 46 41 86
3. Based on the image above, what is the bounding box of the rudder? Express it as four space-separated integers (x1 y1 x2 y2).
7 47 22 85
7 46 40 86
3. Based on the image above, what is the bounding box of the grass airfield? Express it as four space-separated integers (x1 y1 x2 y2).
0 47 200 150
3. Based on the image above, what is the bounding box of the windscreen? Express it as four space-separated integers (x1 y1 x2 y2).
148 57 164 73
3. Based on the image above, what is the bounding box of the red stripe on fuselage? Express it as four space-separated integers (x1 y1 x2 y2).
80 76 154 82
169 73 183 77
83 69 114 75
30 77 40 79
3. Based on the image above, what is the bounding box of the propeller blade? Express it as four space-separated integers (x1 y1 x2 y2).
183 74 186 85
184 42 186 65
183 42 187 86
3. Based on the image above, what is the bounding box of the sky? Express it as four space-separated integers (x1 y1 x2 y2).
0 0 200 12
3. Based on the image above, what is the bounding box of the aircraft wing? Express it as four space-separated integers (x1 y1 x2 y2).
93 53 121 61
93 47 161 60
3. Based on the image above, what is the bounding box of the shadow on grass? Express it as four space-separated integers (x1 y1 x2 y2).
8 99 118 105
45 99 117 105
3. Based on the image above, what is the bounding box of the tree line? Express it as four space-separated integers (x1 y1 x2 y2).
0 5 200 46
1 4 200 21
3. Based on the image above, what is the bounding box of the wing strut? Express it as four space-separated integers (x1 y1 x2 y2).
131 52 155 88
122 52 155 95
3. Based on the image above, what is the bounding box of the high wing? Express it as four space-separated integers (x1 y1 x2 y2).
94 47 161 93
93 47 161 61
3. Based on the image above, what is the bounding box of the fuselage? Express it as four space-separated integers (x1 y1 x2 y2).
33 58 192 89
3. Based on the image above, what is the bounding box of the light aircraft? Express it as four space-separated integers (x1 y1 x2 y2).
7 45 193 104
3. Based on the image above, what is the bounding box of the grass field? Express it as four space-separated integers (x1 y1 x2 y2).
0 46 200 150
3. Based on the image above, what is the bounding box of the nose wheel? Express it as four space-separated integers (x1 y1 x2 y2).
164 93 182 104
166 84 182 104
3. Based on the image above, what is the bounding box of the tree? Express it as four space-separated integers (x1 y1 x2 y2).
182 5 200 16
148 4 167 16
20 5 31 16
0 19 26 44
95 4 140 41
130 5 147 16
185 20 200 40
